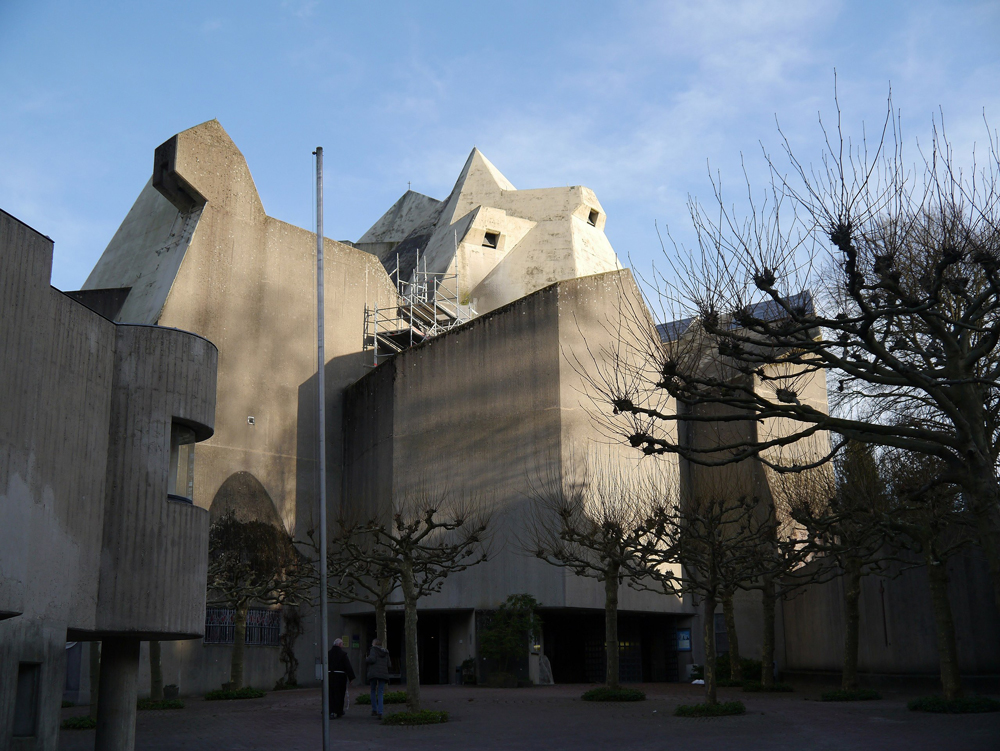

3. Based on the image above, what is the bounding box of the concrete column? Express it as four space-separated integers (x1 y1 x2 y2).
94 637 140 751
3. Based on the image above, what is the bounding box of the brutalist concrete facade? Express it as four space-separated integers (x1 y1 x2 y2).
0 209 217 750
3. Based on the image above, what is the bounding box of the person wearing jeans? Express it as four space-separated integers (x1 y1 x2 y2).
366 638 391 718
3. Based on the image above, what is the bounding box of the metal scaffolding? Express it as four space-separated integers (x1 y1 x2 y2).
364 251 476 366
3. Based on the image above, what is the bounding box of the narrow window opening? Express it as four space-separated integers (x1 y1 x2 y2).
168 423 197 503
482 231 499 249
587 209 599 227
13 663 41 737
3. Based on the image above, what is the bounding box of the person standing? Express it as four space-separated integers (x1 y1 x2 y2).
328 638 355 718
365 638 391 719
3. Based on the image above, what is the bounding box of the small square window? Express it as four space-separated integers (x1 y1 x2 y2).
482 231 499 249
587 209 599 227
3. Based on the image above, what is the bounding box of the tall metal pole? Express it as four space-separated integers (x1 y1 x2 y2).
314 146 330 751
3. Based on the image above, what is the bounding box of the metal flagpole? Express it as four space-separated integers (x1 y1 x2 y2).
314 146 331 751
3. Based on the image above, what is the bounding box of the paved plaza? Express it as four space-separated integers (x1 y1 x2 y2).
60 683 1000 751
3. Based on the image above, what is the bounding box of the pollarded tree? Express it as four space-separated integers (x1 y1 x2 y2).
332 491 493 712
325 531 399 647
880 449 976 700
637 487 774 706
525 459 674 690
599 96 1000 610
207 510 315 690
782 441 893 691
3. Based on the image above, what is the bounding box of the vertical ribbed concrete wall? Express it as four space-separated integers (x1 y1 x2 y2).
96 325 216 637
0 208 218 751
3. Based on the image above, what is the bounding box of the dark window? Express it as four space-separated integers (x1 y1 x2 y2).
13 663 41 737
587 209 599 226
482 231 499 249
204 607 281 646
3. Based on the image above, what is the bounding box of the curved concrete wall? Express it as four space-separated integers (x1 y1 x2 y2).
96 325 217 638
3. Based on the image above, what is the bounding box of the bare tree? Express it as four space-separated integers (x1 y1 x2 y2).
324 531 399 647
331 491 492 711
638 488 774 706
206 510 315 690
598 96 1000 610
880 449 976 700
525 458 675 689
782 441 893 691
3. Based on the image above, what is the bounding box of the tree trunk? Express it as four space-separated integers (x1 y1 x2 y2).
760 576 776 689
375 599 388 646
722 588 741 681
230 601 249 690
604 564 620 689
841 558 862 691
702 593 718 706
401 561 421 711
149 640 163 700
89 641 101 719
926 555 962 701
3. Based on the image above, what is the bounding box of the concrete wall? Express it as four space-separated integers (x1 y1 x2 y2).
340 270 693 683
0 208 217 750
81 120 399 691
783 549 1000 678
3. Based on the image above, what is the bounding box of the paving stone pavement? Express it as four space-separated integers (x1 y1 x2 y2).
60 683 1000 751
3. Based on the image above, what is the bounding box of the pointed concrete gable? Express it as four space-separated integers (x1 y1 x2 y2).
439 148 516 226
359 190 441 244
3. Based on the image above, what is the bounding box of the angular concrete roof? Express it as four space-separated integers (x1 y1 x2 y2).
357 147 622 314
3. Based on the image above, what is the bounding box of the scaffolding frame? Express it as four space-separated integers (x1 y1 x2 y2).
364 250 476 366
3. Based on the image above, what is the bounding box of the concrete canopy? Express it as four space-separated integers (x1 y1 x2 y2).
357 148 623 314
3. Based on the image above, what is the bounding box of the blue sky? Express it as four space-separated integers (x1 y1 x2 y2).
2 0 998 292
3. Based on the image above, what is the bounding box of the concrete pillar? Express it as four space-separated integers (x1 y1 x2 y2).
94 637 140 751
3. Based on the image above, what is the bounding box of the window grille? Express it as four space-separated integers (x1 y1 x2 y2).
204 607 281 646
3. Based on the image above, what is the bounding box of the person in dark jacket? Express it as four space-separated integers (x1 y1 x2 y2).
328 638 355 718
365 639 391 718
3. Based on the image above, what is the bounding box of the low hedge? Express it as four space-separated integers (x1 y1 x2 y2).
908 695 1000 713
743 681 793 693
581 687 646 702
717 679 744 688
356 690 407 705
715 654 763 682
205 687 266 701
138 698 185 710
821 689 881 702
62 716 97 730
381 709 448 725
675 700 746 717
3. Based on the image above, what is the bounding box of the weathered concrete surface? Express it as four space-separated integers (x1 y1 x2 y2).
783 549 1000 679
94 638 140 751
358 149 622 314
341 269 692 680
80 120 399 695
0 208 218 750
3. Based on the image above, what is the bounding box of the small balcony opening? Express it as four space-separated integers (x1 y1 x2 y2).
13 663 41 737
168 423 196 503
587 209 599 227
482 231 500 249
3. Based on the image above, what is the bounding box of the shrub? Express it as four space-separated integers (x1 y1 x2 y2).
716 654 763 682
485 672 518 688
381 709 448 725
581 687 646 702
821 689 881 702
137 698 184 710
205 687 266 700
742 681 793 693
908 696 1000 713
62 716 98 730
675 701 746 717
61 700 75 708
356 690 407 705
